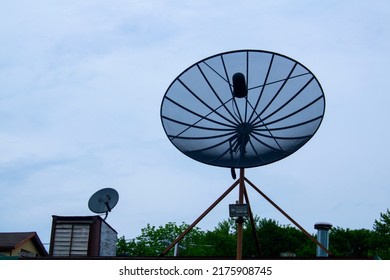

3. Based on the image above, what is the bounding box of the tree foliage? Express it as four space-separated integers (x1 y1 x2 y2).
116 217 315 258
327 209 389 259
372 208 390 259
117 222 206 257
117 210 390 259
329 227 373 257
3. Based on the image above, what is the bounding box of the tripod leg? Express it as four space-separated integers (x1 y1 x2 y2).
243 186 262 257
160 179 240 256
244 177 332 256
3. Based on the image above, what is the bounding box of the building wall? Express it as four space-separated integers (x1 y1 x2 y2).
10 239 40 257
99 221 117 256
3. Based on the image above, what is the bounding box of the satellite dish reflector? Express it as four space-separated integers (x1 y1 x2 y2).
88 188 119 220
160 49 325 168
159 50 328 259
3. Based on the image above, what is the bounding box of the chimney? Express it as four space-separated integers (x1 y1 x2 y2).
314 222 332 257
49 215 117 257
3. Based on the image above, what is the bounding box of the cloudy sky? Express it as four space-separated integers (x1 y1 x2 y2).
1 0 389 249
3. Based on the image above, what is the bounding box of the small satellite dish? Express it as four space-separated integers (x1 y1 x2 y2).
88 188 119 220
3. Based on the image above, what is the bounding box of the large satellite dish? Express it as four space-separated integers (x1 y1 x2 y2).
161 49 325 169
159 50 329 259
88 188 119 220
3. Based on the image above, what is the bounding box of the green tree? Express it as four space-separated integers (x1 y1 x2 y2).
203 219 236 257
116 211 390 259
327 210 390 259
117 217 319 258
373 209 390 235
329 227 373 258
116 222 207 257
372 209 390 259
116 236 132 256
243 217 315 258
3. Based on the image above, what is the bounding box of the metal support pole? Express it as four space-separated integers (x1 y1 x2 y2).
236 168 245 260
